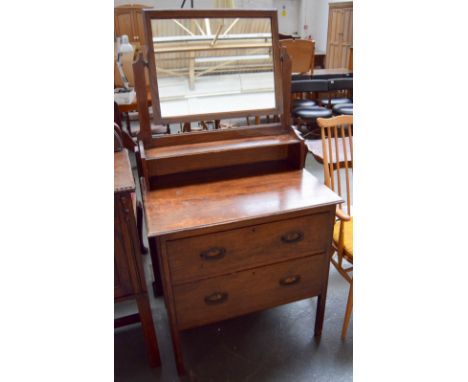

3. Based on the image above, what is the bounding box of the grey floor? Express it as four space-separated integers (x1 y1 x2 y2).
115 136 353 382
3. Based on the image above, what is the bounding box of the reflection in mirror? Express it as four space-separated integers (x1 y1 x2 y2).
151 17 275 119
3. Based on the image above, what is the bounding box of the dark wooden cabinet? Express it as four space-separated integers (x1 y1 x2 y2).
114 149 161 368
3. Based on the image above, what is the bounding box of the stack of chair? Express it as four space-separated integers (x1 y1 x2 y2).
290 79 332 139
290 76 354 139
320 78 353 116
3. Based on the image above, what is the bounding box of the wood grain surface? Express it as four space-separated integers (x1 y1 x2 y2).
173 254 326 330
114 149 135 193
144 169 342 237
146 134 298 159
167 212 330 285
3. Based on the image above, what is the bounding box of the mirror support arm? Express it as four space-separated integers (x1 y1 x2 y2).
280 47 292 129
133 52 153 147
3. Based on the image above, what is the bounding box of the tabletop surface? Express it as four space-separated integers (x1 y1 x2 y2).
144 169 342 237
313 68 352 76
114 149 135 194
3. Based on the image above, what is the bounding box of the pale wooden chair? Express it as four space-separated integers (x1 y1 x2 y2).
279 39 315 74
280 39 317 119
317 115 353 338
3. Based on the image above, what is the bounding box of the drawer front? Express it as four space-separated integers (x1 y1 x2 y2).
167 213 330 285
173 255 326 330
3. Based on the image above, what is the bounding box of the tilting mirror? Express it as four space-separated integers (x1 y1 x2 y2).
144 10 282 127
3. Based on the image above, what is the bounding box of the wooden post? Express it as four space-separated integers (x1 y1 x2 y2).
189 51 195 90
133 52 152 146
280 47 292 129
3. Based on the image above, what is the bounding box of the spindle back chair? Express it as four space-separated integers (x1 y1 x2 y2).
317 115 353 338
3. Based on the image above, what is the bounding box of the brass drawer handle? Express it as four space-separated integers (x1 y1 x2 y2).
279 275 301 286
200 247 226 261
281 231 304 244
204 292 228 305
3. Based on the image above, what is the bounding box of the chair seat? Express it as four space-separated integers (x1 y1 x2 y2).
293 107 332 121
332 103 353 113
320 98 353 107
292 99 317 109
333 218 353 259
292 105 322 117
337 107 353 115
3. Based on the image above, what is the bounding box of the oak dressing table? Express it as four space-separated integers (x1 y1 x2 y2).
133 9 342 375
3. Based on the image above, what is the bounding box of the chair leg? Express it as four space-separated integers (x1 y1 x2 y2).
136 201 148 255
341 282 353 338
135 294 161 367
302 131 313 139
182 122 191 132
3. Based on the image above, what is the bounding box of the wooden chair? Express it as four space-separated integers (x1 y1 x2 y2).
317 115 353 338
279 39 316 122
279 39 315 74
114 101 123 129
114 122 136 152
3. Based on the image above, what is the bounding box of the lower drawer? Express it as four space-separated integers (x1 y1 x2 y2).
173 254 326 330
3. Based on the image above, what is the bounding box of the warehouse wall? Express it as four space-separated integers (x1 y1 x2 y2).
114 0 353 53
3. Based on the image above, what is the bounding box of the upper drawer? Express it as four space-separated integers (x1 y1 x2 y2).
167 212 330 285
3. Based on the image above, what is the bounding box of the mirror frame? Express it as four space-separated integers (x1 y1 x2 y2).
143 9 283 126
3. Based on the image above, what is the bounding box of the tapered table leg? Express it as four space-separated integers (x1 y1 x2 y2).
135 294 161 367
314 292 327 337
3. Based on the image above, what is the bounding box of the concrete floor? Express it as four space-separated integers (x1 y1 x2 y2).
115 140 353 382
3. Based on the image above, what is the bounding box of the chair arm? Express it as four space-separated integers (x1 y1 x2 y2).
336 207 351 221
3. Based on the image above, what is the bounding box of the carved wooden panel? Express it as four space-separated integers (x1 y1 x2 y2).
114 195 133 299
326 2 353 69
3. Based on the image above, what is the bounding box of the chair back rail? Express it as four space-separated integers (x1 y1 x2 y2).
317 115 353 216
279 39 315 74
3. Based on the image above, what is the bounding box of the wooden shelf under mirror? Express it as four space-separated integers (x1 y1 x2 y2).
132 9 342 375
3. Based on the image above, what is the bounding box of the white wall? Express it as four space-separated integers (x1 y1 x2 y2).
114 0 214 7
113 0 220 8
273 0 300 35
298 0 352 53
309 0 329 52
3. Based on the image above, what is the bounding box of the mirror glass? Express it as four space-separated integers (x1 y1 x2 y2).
150 17 275 119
